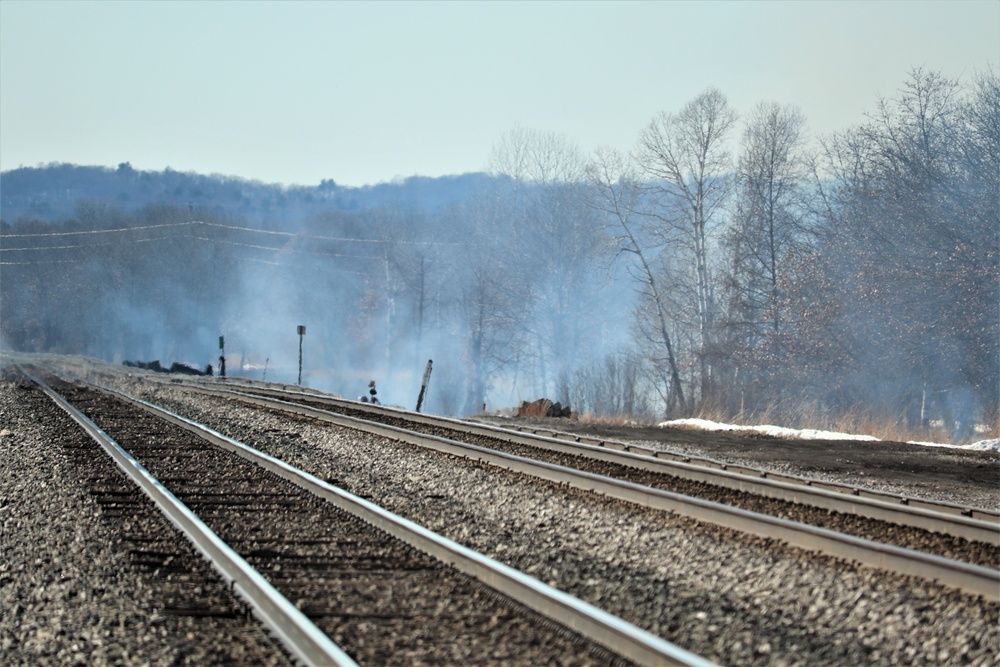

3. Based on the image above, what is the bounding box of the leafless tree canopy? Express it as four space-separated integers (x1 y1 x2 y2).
3 68 996 436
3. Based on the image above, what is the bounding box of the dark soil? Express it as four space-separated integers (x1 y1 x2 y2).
486 417 1000 502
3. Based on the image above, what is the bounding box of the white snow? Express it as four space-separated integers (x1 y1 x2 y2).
906 438 1000 452
659 418 1000 452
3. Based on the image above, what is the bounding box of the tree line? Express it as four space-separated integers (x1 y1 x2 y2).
2 67 996 439
583 67 997 438
0 162 491 222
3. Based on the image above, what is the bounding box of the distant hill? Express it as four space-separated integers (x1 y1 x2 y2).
0 162 494 223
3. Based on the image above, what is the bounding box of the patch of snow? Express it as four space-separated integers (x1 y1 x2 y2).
659 418 999 451
660 418 878 442
909 438 1000 452
968 439 1000 451
755 425 880 441
662 418 737 432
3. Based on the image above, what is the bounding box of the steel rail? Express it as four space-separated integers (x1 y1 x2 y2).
95 384 716 667
181 382 1000 545
501 425 1000 522
25 373 359 667
198 381 1000 524
155 382 1000 601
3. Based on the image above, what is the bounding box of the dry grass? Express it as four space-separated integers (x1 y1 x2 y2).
977 413 1000 441
573 397 998 445
576 412 650 427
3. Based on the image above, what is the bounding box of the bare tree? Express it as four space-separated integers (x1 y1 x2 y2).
798 67 999 435
487 127 602 401
634 88 738 402
569 348 655 421
585 146 688 414
733 103 808 329
488 125 585 186
720 103 812 411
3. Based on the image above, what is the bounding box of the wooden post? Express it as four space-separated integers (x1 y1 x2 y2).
415 359 433 412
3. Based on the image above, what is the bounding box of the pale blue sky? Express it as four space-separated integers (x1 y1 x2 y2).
1 1 997 187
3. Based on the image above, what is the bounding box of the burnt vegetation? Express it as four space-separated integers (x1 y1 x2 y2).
2 68 997 439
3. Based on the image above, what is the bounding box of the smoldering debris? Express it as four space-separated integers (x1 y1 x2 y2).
517 399 574 419
123 360 213 376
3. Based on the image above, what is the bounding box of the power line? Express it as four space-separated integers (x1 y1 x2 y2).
186 235 285 252
1 221 191 238
1 235 195 252
198 221 294 237
3 219 471 247
1 258 86 265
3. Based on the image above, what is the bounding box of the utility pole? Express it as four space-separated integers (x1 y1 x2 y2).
297 325 306 385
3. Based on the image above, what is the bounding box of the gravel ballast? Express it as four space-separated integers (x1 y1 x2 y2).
112 377 999 667
5 355 1000 666
0 379 292 666
55 381 629 666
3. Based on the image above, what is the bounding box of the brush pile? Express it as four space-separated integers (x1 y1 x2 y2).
516 398 574 419
123 360 212 376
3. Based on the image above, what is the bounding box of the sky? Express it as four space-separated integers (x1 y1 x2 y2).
1 1 997 188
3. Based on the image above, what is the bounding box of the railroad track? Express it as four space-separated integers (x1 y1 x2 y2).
10 359 1000 665
24 370 711 667
223 383 1000 523
139 379 999 600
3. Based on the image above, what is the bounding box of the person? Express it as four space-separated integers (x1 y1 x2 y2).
368 379 379 405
